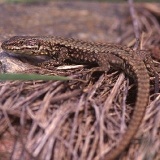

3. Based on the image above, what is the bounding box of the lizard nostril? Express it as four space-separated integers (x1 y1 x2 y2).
1 41 7 50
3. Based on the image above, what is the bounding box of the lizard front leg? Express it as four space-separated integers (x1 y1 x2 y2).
39 46 70 68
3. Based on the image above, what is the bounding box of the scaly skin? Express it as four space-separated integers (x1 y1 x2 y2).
1 36 151 160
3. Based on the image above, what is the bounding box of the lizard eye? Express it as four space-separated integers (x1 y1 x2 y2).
18 40 24 45
28 40 38 46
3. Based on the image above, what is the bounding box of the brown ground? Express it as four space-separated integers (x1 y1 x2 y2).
0 1 160 160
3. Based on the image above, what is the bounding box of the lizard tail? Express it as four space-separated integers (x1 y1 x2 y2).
104 60 150 160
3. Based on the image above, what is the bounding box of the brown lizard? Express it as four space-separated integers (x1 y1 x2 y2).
1 36 152 160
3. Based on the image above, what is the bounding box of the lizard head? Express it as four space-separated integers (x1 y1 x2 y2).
1 36 52 56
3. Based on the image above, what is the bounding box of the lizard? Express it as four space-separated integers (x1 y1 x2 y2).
1 36 152 160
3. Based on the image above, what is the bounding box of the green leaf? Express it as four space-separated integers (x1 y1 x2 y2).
0 73 71 81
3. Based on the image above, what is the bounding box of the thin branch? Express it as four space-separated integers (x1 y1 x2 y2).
128 0 140 50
